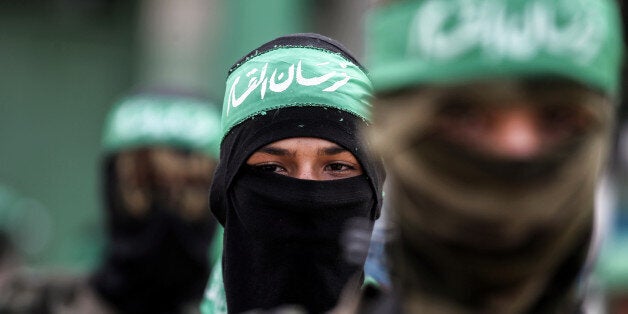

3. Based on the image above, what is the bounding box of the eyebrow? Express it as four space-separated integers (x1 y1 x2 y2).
256 144 349 157
319 146 348 156
257 146 296 157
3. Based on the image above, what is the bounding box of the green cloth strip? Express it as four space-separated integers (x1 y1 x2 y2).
366 0 623 96
102 95 222 158
222 47 373 139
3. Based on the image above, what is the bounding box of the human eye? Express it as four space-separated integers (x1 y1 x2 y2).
326 163 353 172
252 163 288 174
324 162 361 179
538 103 594 137
436 96 487 127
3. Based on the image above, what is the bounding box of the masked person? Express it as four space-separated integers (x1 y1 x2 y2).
0 91 222 314
207 33 385 314
89 91 222 314
337 0 624 313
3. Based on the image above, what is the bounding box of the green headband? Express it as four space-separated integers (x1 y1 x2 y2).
366 0 623 96
221 47 373 138
102 94 222 158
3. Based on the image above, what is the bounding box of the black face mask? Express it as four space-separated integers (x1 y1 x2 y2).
233 167 374 244
223 167 375 313
91 155 214 314
211 106 385 314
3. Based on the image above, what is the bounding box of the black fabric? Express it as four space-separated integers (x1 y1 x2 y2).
233 167 374 244
211 107 385 314
226 168 374 313
90 156 214 314
228 33 367 76
211 106 384 224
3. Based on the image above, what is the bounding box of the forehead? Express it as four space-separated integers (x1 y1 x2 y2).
261 137 351 155
256 137 358 159
265 137 340 147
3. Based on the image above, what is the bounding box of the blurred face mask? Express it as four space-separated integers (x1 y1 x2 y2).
93 147 217 314
113 147 215 223
367 80 614 313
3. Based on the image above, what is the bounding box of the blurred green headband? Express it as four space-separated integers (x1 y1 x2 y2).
221 47 373 139
366 0 623 96
102 94 222 158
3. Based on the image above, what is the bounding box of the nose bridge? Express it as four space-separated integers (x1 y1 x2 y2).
492 106 541 158
294 166 316 180
294 159 318 180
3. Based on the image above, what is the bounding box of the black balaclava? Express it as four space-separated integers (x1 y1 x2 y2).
213 107 384 314
211 32 384 314
91 148 216 314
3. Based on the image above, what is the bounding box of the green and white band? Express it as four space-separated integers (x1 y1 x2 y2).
102 95 222 158
366 0 623 96
222 47 374 138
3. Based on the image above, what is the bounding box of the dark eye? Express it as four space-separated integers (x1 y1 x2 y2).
325 163 354 172
436 97 486 127
539 104 590 134
541 105 570 124
438 99 473 118
254 164 285 173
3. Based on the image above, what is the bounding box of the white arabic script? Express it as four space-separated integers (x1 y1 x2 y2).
227 60 351 116
408 0 604 63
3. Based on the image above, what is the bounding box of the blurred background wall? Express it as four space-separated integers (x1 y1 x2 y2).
0 0 371 271
0 0 136 270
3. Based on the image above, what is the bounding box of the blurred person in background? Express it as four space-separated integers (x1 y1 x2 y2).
0 183 53 300
0 91 222 314
92 90 221 314
335 0 624 313
204 33 385 314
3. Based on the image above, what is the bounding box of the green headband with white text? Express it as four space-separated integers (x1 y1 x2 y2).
102 94 222 158
221 47 373 139
366 0 623 96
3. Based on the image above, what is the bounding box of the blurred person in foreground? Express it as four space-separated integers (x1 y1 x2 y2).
204 33 385 314
0 91 222 314
336 0 624 313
